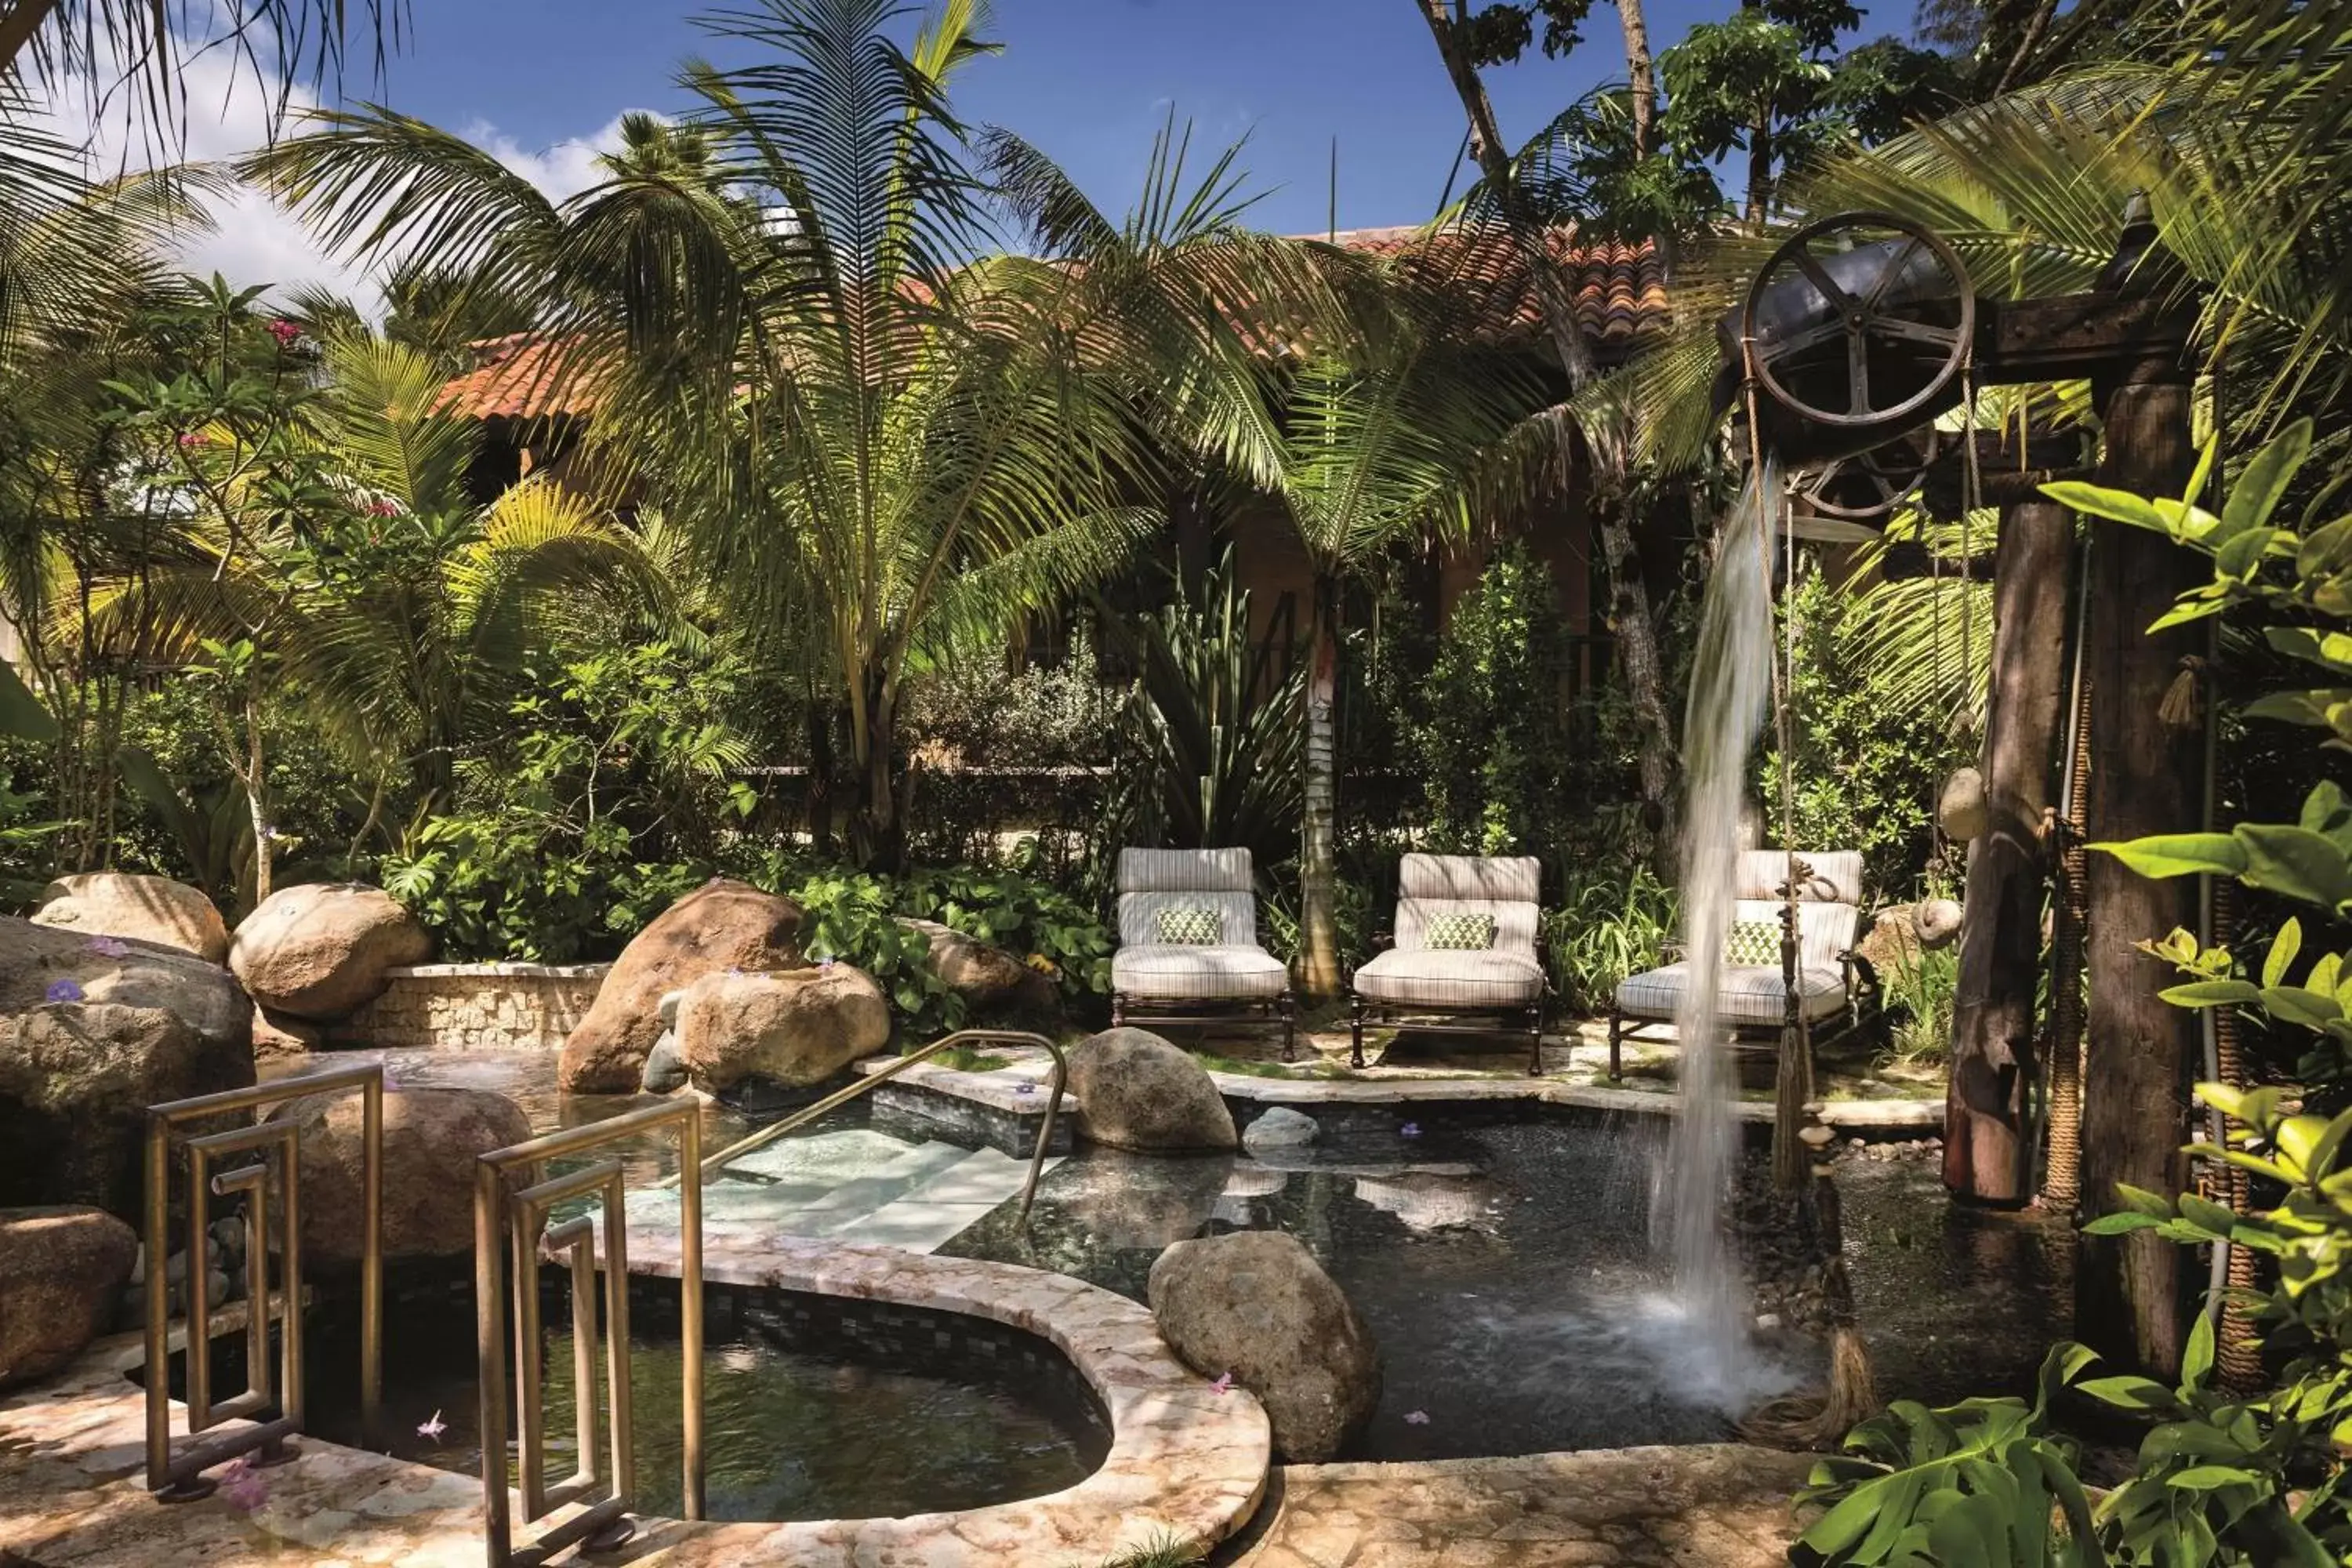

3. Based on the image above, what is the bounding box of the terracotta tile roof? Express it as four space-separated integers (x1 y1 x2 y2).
433 334 600 422
434 226 1667 422
1318 224 1668 347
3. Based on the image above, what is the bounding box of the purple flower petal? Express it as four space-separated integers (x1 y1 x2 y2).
1210 1371 1233 1395
1403 1410 1431 1425
416 1408 448 1441
45 978 84 1004
216 1456 269 1510
1399 1121 1421 1138
87 936 130 958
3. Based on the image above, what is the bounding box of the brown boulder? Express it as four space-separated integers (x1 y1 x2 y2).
252 1004 322 1058
1067 1027 1236 1152
1148 1229 1381 1461
900 918 1057 1017
267 1087 531 1265
32 873 229 963
229 884 430 1021
675 964 890 1094
0 1001 253 1220
1855 906 1919 978
560 880 806 1091
0 1206 139 1388
0 914 249 1054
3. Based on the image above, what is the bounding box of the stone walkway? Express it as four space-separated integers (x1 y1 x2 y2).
1220 1444 1815 1568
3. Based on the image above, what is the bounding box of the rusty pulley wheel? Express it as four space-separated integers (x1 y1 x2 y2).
1740 212 1976 434
1798 427 1940 523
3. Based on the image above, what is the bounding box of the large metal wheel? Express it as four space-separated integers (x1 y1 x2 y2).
1740 212 1975 435
1798 428 1939 523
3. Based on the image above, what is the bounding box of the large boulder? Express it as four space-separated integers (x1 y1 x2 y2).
0 1002 254 1218
229 883 430 1021
1148 1230 1381 1461
0 1206 139 1388
899 918 1057 1018
267 1087 531 1265
674 964 890 1095
1067 1027 1236 1152
32 873 229 963
0 914 249 1054
560 880 806 1092
251 1004 323 1058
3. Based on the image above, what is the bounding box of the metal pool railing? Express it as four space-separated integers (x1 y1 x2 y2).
672 1027 1069 1213
143 1061 383 1500
473 1099 705 1568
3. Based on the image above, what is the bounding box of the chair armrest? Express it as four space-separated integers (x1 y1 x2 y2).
1842 949 1882 996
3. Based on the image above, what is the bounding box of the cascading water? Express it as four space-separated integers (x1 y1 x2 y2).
1648 459 1786 1409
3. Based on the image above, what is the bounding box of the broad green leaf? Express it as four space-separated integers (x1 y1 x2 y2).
2165 1464 2260 1489
2234 824 2352 909
2261 985 2344 1029
2116 1183 2177 1218
2092 833 2248 880
2242 690 2352 729
2299 515 2352 584
2045 479 2175 535
2220 419 2310 540
2078 1374 2178 1411
2180 1311 2216 1392
2160 980 2261 1007
2267 920 2306 987
0 659 58 743
2265 626 2352 677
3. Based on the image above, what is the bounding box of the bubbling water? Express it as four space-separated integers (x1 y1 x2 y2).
1651 460 1784 1409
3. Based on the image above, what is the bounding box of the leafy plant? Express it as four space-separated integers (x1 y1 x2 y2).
1880 943 1961 1067
787 869 963 1036
1543 861 1679 1014
900 864 1114 1010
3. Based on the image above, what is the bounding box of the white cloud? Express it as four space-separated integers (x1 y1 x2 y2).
24 46 643 318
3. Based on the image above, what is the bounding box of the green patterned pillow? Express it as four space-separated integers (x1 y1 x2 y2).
1726 918 1782 967
1424 912 1497 950
1156 904 1222 945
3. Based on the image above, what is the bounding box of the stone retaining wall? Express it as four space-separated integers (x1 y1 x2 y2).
327 963 608 1052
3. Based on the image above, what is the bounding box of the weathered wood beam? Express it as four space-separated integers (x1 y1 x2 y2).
1974 293 2197 387
1944 495 2074 1204
2074 375 2202 1379
1918 429 2093 516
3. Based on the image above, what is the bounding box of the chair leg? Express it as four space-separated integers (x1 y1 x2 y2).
1526 1007 1544 1076
1279 993 1297 1062
1112 993 1127 1029
1608 1009 1623 1082
1350 995 1367 1070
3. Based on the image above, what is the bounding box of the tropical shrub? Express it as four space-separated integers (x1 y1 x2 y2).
1795 421 2352 1565
1543 861 1680 1014
900 863 1114 1011
1406 543 1577 859
1878 942 1960 1066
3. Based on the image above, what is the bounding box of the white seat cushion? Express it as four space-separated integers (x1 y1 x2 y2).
1614 963 1849 1026
1114 944 1289 1002
1353 947 1545 1008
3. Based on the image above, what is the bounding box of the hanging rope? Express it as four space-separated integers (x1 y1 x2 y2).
2045 532 2095 1209
1959 368 1984 741
2209 876 2264 1391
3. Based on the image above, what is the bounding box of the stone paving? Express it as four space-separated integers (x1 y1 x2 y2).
1222 1443 1815 1568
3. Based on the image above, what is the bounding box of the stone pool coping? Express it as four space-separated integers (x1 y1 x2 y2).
853 1050 1944 1138
0 1241 1270 1567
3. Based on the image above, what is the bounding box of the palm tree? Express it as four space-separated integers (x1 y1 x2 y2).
245 0 1345 872
0 0 397 128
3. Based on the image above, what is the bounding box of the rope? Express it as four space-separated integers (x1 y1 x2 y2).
2210 877 2264 1391
2044 539 2093 1208
1959 369 1984 741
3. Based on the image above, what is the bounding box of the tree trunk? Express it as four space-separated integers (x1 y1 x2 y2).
2075 377 2201 1379
804 699 837 859
1944 496 2074 1205
849 678 904 873
244 686 274 903
1411 0 1679 841
1298 580 1345 1004
1744 110 1773 231
1621 0 1657 159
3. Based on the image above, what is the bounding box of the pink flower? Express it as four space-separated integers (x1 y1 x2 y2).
416 1408 448 1441
1209 1371 1233 1396
216 1454 269 1511
176 431 209 448
266 318 301 347
87 936 130 958
365 499 400 518
1403 1410 1431 1425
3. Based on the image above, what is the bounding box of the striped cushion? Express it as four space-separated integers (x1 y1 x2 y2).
1353 948 1544 1007
1399 854 1541 903
1424 912 1497 950
1734 850 1863 904
1156 904 1223 945
1114 944 1289 1001
1613 962 1850 1025
1118 847 1254 894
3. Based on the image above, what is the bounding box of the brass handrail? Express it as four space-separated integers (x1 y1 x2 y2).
670 1028 1068 1219
474 1100 705 1567
143 1062 383 1500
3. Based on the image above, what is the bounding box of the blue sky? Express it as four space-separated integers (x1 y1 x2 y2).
365 0 1765 236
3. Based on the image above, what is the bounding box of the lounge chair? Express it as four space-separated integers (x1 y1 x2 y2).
1109 848 1296 1058
1607 849 1875 1080
1349 853 1548 1075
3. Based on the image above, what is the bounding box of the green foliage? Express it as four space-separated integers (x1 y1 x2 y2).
1543 862 1679 1015
1880 942 1960 1066
786 869 962 1035
1406 543 1575 861
1769 563 1974 898
1095 557 1303 883
900 864 1114 1010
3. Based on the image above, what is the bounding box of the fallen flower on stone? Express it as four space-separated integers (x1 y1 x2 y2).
216 1455 268 1511
1210 1372 1233 1395
1399 1121 1421 1138
45 978 84 1003
1403 1410 1431 1425
417 1409 448 1441
87 935 131 957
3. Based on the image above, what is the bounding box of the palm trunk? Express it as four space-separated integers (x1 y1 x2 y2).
1744 110 1773 231
1414 0 1680 849
1617 0 1671 277
243 682 274 903
849 676 904 873
1299 581 1344 1004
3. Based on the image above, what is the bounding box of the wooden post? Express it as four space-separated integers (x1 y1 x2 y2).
2074 373 2201 1377
1943 494 2074 1205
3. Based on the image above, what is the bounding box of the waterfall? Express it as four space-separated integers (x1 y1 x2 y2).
1652 460 1781 1406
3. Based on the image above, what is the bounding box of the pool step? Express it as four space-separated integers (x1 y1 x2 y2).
829 1147 1062 1254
